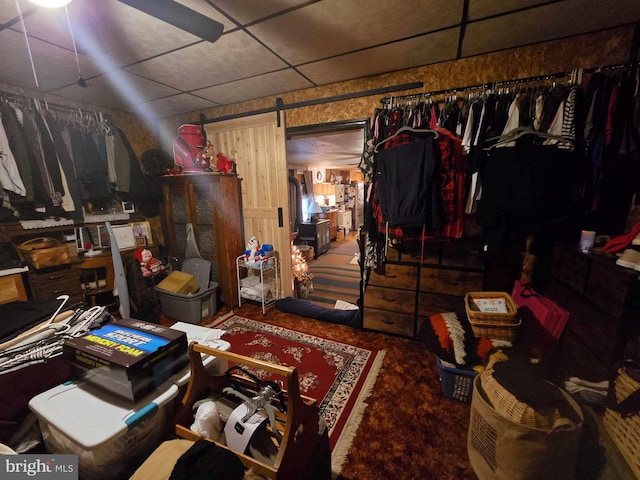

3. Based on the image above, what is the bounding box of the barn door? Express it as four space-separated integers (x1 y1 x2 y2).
204 112 293 297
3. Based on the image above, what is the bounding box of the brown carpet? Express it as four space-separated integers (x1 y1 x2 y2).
215 303 475 480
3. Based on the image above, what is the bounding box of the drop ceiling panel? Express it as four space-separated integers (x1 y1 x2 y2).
121 93 218 118
1 0 33 24
51 70 181 109
467 0 553 21
248 0 464 66
125 30 288 92
211 0 311 25
0 29 114 92
463 0 640 57
298 28 460 86
286 129 364 168
193 69 314 105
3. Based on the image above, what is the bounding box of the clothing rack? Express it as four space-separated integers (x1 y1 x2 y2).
380 62 637 106
0 90 110 130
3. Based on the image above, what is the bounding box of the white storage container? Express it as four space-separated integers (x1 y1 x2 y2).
29 380 178 480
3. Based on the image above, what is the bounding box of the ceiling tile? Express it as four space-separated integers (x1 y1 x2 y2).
125 30 288 92
51 70 181 110
0 29 115 92
467 0 552 21
298 28 460 85
211 0 310 25
463 0 640 57
248 0 464 65
120 93 218 118
0 0 31 24
15 0 201 67
192 69 313 105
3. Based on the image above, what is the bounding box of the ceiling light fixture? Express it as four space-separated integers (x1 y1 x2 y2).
28 0 72 7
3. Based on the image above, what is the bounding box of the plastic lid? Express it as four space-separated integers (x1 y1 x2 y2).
28 381 178 449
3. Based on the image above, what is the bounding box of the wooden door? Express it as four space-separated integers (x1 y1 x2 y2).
205 112 292 297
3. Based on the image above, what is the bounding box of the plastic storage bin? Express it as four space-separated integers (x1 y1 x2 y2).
157 281 218 324
436 356 477 403
28 380 178 480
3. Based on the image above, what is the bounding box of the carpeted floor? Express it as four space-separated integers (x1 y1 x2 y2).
216 304 476 480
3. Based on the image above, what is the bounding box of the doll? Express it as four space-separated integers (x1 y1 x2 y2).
134 248 164 277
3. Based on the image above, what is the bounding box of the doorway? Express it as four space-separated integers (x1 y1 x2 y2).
286 119 369 307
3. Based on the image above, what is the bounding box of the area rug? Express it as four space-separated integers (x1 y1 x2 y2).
329 239 360 256
206 313 385 476
308 253 360 307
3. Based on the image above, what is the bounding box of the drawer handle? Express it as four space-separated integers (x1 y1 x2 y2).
381 318 395 325
384 274 397 279
381 296 396 303
47 273 68 280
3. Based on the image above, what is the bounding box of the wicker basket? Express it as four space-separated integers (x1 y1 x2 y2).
604 368 640 478
17 237 70 269
480 370 563 430
297 243 314 262
465 291 519 341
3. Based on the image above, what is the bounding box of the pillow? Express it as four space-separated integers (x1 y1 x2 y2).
275 297 361 328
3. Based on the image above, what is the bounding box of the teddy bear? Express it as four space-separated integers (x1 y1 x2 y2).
134 247 164 277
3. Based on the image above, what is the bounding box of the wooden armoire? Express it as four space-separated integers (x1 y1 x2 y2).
160 173 244 308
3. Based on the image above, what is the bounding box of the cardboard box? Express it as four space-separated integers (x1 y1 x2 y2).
156 270 199 294
63 318 188 402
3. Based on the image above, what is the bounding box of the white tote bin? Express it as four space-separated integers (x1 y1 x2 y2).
156 282 218 324
29 380 178 480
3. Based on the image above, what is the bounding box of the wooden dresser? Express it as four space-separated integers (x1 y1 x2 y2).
363 238 485 338
542 242 640 382
27 266 83 305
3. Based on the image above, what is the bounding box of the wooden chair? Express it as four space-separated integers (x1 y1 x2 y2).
74 255 116 310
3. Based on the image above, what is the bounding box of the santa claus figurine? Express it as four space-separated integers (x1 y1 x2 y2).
134 248 164 277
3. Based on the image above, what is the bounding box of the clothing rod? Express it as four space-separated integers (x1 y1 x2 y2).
0 90 108 119
380 62 637 104
201 82 424 125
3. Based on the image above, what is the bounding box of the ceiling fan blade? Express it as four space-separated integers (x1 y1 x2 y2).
118 0 223 43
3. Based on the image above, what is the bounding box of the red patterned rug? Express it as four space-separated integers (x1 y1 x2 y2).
206 313 385 475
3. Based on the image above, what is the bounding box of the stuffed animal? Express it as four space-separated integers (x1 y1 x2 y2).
242 237 275 263
244 236 260 262
134 248 164 277
216 152 234 174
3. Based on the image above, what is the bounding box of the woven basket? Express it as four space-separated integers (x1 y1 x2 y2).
469 320 521 342
297 243 314 262
480 370 563 430
17 237 70 269
465 291 518 324
604 368 640 478
466 291 519 341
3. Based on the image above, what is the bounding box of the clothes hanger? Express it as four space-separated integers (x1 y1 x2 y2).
484 126 574 151
373 126 439 153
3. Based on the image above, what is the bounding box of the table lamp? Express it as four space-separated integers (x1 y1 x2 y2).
308 201 323 222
